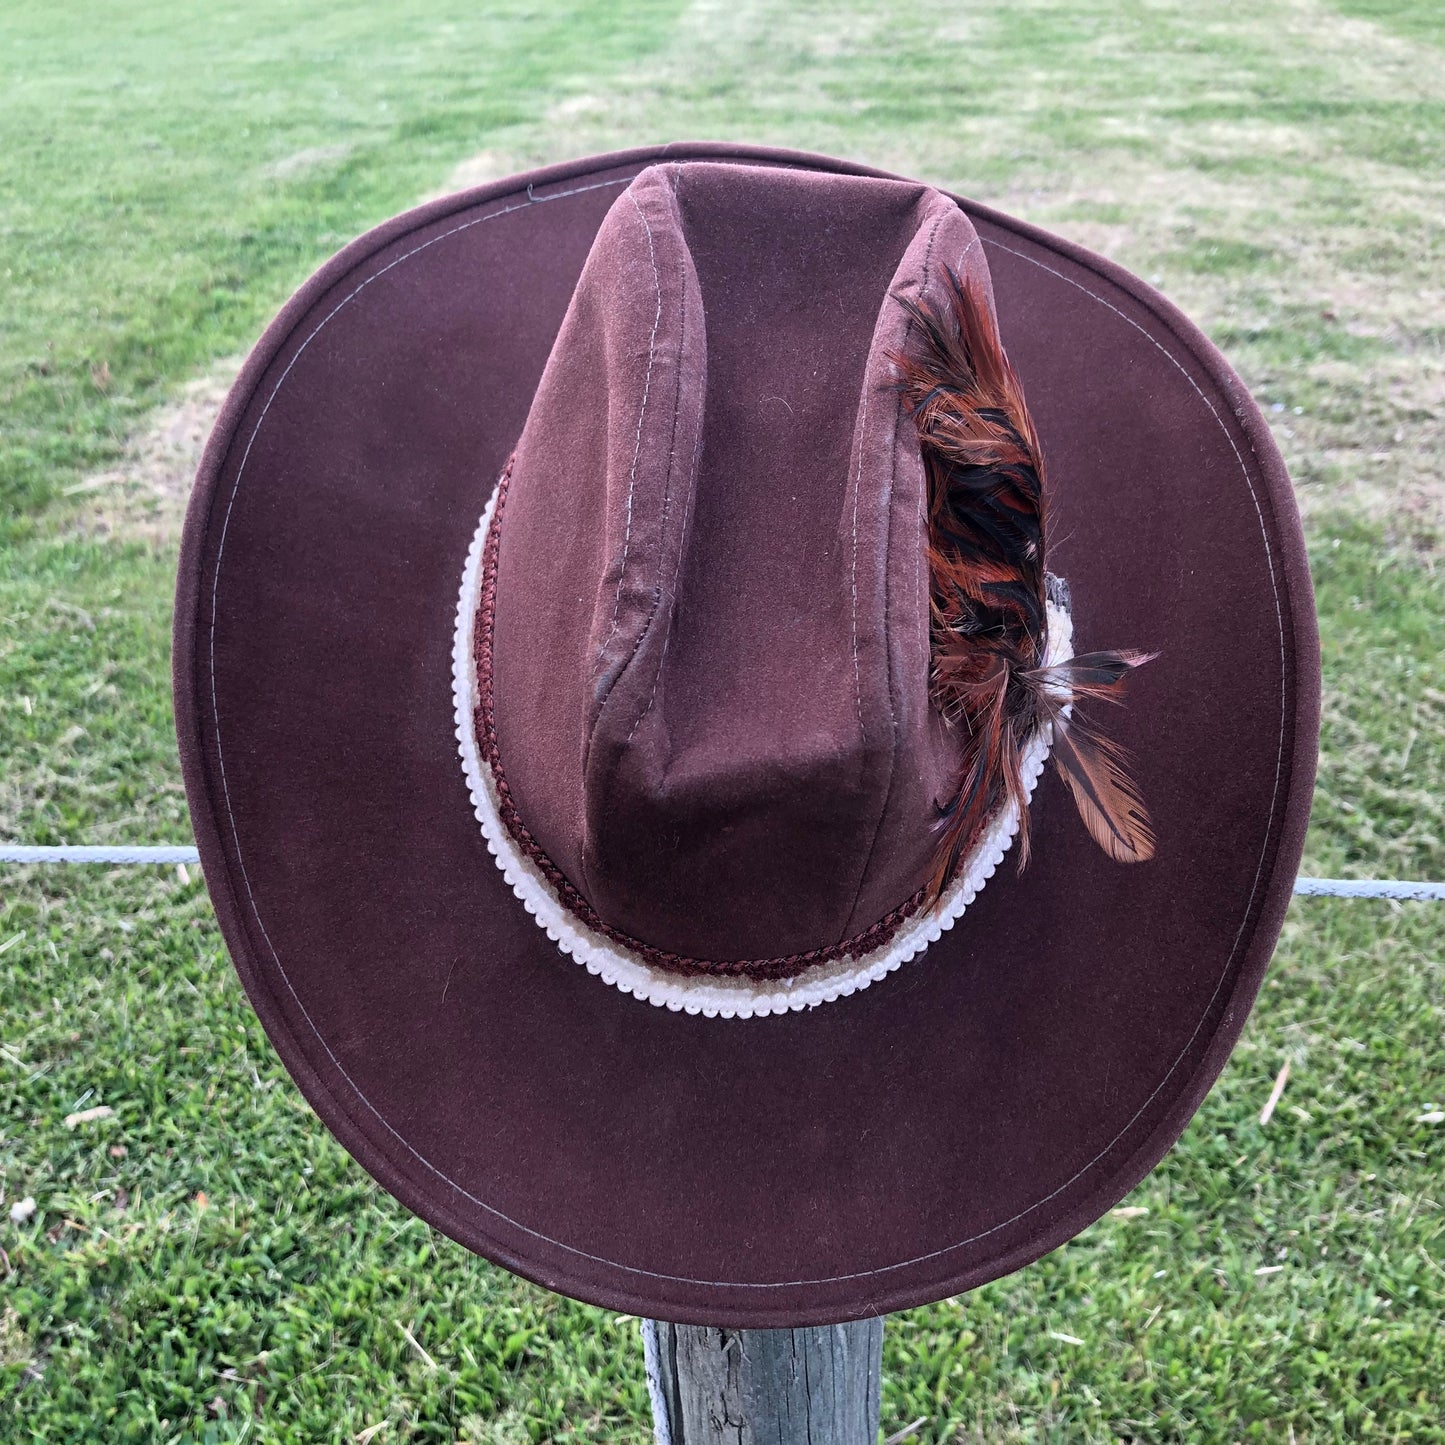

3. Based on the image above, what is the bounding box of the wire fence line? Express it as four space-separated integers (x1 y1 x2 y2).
0 845 1443 899
2 845 203 865
1290 876 1445 901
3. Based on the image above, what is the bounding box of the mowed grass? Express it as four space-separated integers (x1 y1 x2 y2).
2 0 1443 1440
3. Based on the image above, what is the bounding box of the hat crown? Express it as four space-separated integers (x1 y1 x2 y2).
485 162 995 964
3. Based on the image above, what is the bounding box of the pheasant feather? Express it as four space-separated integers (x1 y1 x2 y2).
891 267 1156 904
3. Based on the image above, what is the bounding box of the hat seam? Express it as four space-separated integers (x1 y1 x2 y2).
839 212 939 938
590 185 665 685
840 212 971 942
622 193 708 755
587 167 692 782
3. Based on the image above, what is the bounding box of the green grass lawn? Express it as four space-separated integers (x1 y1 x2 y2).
3 0 1443 1440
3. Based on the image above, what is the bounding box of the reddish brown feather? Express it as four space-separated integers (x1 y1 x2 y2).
890 268 1156 904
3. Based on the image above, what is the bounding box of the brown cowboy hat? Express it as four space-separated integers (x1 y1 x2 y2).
174 143 1318 1326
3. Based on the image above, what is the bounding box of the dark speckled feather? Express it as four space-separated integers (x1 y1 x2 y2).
891 267 1156 903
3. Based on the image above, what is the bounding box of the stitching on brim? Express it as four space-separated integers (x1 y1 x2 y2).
204 170 1288 1292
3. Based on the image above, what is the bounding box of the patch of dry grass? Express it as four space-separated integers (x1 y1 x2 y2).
66 362 240 547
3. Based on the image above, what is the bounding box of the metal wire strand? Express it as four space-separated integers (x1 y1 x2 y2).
0 845 1442 899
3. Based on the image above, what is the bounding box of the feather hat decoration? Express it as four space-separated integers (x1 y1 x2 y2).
891 267 1157 904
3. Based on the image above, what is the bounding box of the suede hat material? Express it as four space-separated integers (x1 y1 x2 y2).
489 163 995 970
174 142 1319 1326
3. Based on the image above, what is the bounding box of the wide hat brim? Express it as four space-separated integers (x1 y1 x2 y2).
175 143 1318 1326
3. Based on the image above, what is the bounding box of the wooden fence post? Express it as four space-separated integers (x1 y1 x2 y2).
642 1318 884 1444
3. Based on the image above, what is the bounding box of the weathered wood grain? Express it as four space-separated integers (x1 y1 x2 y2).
645 1319 883 1444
